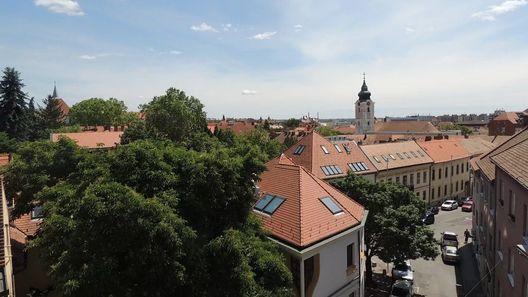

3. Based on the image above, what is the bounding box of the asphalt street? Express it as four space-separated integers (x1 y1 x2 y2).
411 207 485 297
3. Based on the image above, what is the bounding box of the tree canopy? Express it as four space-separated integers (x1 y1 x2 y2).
331 173 439 284
283 118 300 128
39 95 66 130
69 98 128 127
316 126 341 136
0 67 29 139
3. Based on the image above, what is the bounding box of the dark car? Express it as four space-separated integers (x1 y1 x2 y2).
458 196 472 206
389 280 413 297
421 212 435 225
428 206 439 215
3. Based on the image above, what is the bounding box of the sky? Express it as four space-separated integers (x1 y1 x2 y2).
1 0 527 119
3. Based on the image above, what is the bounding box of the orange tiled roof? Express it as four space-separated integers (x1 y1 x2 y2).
282 132 377 179
492 112 519 124
11 213 40 238
334 125 356 134
0 155 9 167
359 140 434 170
374 121 439 133
56 98 70 115
475 127 528 181
416 139 470 163
215 121 257 135
51 132 123 149
257 156 365 248
491 139 528 189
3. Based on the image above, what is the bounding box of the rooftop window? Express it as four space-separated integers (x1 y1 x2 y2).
254 194 285 215
382 155 389 162
389 154 397 160
320 196 343 214
403 152 411 159
417 150 425 157
343 144 351 153
348 162 369 172
411 151 418 158
321 165 343 176
396 153 404 159
321 145 330 154
334 144 342 153
293 145 305 155
373 156 381 163
31 205 44 220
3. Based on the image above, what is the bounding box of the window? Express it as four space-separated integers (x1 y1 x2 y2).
462 164 464 173
509 190 516 221
438 187 441 197
411 151 418 158
423 171 427 182
416 192 420 198
456 164 459 175
417 172 421 184
347 243 355 267
451 166 454 176
321 196 343 214
467 162 469 172
508 248 514 276
388 178 392 182
445 167 448 178
431 188 435 199
423 191 426 200
321 145 330 154
438 168 442 179
417 150 425 157
254 195 285 215
389 154 396 160
456 181 458 192
396 153 404 160
403 175 408 185
444 185 447 196
334 144 342 153
432 169 435 180
382 155 389 162
343 144 351 153
396 176 400 183
293 145 306 155
373 156 381 163
450 183 453 194
321 165 343 176
410 174 414 185
403 152 411 159
31 205 44 219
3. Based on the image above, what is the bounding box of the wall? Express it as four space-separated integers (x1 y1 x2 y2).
429 157 470 203
488 120 517 136
355 100 374 134
375 164 431 203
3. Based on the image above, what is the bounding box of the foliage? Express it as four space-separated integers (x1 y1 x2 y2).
0 67 29 140
331 173 439 283
0 132 17 153
316 126 340 137
283 118 300 128
239 128 283 160
50 125 82 133
439 123 473 136
143 88 207 142
39 95 66 130
120 120 152 144
69 98 127 127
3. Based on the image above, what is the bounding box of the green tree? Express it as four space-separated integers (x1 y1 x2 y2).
283 118 300 128
39 94 65 130
239 128 283 160
33 181 196 297
331 174 438 284
0 67 29 139
439 123 473 136
143 88 207 142
0 132 17 153
69 98 127 127
316 126 340 137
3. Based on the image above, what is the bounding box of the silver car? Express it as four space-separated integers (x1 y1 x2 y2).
442 246 460 264
392 260 414 283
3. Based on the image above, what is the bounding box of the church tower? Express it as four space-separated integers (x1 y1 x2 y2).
355 74 375 134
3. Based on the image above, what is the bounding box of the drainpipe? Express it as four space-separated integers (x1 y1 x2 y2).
300 257 305 297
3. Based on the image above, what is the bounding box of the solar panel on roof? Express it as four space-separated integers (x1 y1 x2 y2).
320 196 343 214
255 194 274 211
403 152 411 159
263 196 285 214
373 156 381 163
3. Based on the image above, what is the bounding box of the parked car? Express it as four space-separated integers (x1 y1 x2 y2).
428 205 439 215
462 200 473 212
441 200 458 210
392 260 414 283
421 212 435 225
442 246 460 264
389 280 413 297
441 231 459 248
458 196 472 206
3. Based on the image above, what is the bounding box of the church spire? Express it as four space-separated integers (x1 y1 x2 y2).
358 73 371 101
52 81 58 98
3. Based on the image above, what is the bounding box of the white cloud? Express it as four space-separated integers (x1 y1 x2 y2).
222 23 232 32
169 50 182 55
34 0 84 16
472 0 527 21
405 27 416 33
294 24 303 32
241 90 257 95
79 55 96 60
190 22 218 32
251 32 277 40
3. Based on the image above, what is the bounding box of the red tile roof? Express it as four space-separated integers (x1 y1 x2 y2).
213 121 257 135
492 112 519 124
282 132 377 179
359 141 433 170
11 213 40 238
334 125 357 134
0 155 9 167
257 156 365 248
51 132 123 149
374 121 439 133
416 139 470 163
56 98 70 115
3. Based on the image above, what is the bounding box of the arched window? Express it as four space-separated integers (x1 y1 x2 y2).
367 107 370 112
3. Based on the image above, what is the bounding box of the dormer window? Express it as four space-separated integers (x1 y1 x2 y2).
31 205 44 220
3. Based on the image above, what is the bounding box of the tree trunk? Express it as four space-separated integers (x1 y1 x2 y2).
365 254 374 286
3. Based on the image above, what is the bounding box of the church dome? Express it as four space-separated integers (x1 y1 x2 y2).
358 79 371 101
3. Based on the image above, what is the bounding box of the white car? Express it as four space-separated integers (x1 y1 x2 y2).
392 260 414 283
441 200 458 211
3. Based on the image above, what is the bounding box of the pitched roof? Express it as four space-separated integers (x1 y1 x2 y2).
416 139 470 163
256 157 365 248
374 121 439 133
475 127 528 181
51 132 123 149
492 112 519 124
360 141 434 170
11 213 41 238
490 139 528 189
334 125 357 134
457 138 496 157
56 98 70 115
282 132 377 179
214 121 257 135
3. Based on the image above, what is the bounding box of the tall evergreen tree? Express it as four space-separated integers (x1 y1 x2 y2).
0 67 29 139
26 97 43 140
40 94 65 130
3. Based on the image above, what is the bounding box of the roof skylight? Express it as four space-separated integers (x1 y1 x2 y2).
254 194 285 215
293 145 306 155
320 196 343 214
321 145 330 154
334 144 342 153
